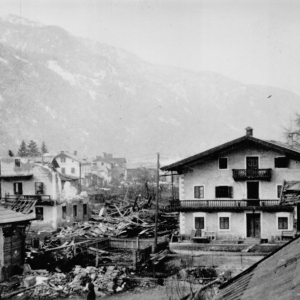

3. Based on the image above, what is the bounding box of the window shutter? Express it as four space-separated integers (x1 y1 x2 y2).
216 186 219 198
228 186 233 198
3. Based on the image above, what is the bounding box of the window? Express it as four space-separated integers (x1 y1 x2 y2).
219 217 230 230
278 217 288 230
35 207 44 221
35 182 44 195
195 217 205 230
62 206 66 219
83 204 87 215
61 157 66 163
73 205 77 217
194 186 204 198
216 186 233 198
275 157 288 168
219 158 228 169
15 159 20 167
71 168 75 174
277 185 282 199
13 182 23 195
61 168 65 174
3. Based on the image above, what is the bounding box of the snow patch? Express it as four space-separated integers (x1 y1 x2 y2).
80 129 89 136
32 119 37 123
48 60 76 85
0 57 8 65
159 117 168 124
89 90 97 100
45 106 57 119
118 81 136 95
93 71 106 80
15 55 28 63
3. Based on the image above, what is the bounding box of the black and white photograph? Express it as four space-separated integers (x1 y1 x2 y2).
0 0 300 299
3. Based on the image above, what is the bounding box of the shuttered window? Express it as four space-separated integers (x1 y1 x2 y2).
219 217 230 229
275 157 288 168
278 217 288 229
13 182 23 195
194 186 204 198
219 158 228 169
195 217 205 230
216 186 233 198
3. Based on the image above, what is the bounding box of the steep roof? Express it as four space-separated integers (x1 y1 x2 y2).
0 206 35 224
55 152 91 164
161 135 300 172
214 236 300 300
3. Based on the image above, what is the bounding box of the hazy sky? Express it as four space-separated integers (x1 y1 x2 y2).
1 0 300 95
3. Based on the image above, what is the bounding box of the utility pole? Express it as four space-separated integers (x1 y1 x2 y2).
79 162 82 193
154 152 160 252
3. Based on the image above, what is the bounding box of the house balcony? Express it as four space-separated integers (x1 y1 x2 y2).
232 169 272 181
168 199 292 212
3 194 54 206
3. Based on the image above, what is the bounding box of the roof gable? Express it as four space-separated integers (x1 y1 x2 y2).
161 135 300 172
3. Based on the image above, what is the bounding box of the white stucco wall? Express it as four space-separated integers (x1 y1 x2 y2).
182 143 300 201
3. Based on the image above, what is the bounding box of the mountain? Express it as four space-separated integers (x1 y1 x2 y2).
0 14 299 163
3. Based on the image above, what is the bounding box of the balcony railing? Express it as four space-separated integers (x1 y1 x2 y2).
169 199 280 209
232 169 272 181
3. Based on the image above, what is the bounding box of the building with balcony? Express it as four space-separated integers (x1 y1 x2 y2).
161 127 300 242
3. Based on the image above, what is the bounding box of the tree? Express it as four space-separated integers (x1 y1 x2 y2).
284 113 300 144
27 140 40 157
17 140 28 157
8 150 14 157
41 141 48 154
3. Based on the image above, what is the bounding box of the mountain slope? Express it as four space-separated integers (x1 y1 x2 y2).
0 14 299 161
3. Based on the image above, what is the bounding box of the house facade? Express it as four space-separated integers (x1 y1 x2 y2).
162 128 299 241
0 157 90 231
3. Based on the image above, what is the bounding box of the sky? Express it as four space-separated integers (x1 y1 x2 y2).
1 0 300 95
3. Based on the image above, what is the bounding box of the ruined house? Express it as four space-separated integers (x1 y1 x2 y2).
0 157 90 231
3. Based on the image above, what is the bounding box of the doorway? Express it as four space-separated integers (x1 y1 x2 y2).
246 213 261 238
247 182 259 199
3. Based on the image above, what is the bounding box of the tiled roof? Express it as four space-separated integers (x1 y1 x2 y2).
214 236 300 300
0 206 35 224
280 181 300 205
161 135 300 171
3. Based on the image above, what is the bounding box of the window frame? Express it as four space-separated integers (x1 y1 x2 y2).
218 213 231 231
61 157 66 163
13 182 23 195
194 185 205 199
277 185 283 199
71 167 75 174
215 186 233 198
61 167 66 174
62 206 67 219
73 205 77 217
83 204 87 215
276 212 290 231
193 212 206 230
274 156 288 169
218 157 228 170
35 182 44 195
35 207 44 221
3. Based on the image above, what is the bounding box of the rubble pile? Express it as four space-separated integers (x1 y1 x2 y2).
14 265 150 299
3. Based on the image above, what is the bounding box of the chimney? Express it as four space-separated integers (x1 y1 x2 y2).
288 133 294 147
74 151 77 156
245 127 253 137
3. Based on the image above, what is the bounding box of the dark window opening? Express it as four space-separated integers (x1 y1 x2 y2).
71 168 75 174
15 159 20 167
35 207 44 221
35 182 44 195
278 217 288 229
220 217 229 229
61 168 65 174
277 185 282 199
83 204 87 215
62 206 66 219
13 182 23 195
275 157 288 168
216 186 233 198
246 157 259 169
73 205 77 217
195 217 205 230
194 186 204 198
219 158 228 169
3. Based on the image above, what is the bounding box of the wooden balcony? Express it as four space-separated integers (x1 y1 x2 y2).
168 199 292 212
232 169 272 181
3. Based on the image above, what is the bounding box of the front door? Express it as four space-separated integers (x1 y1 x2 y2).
247 213 261 238
247 182 259 199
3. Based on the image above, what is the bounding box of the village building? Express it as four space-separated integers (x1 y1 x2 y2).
0 203 35 281
161 127 300 242
0 157 90 232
